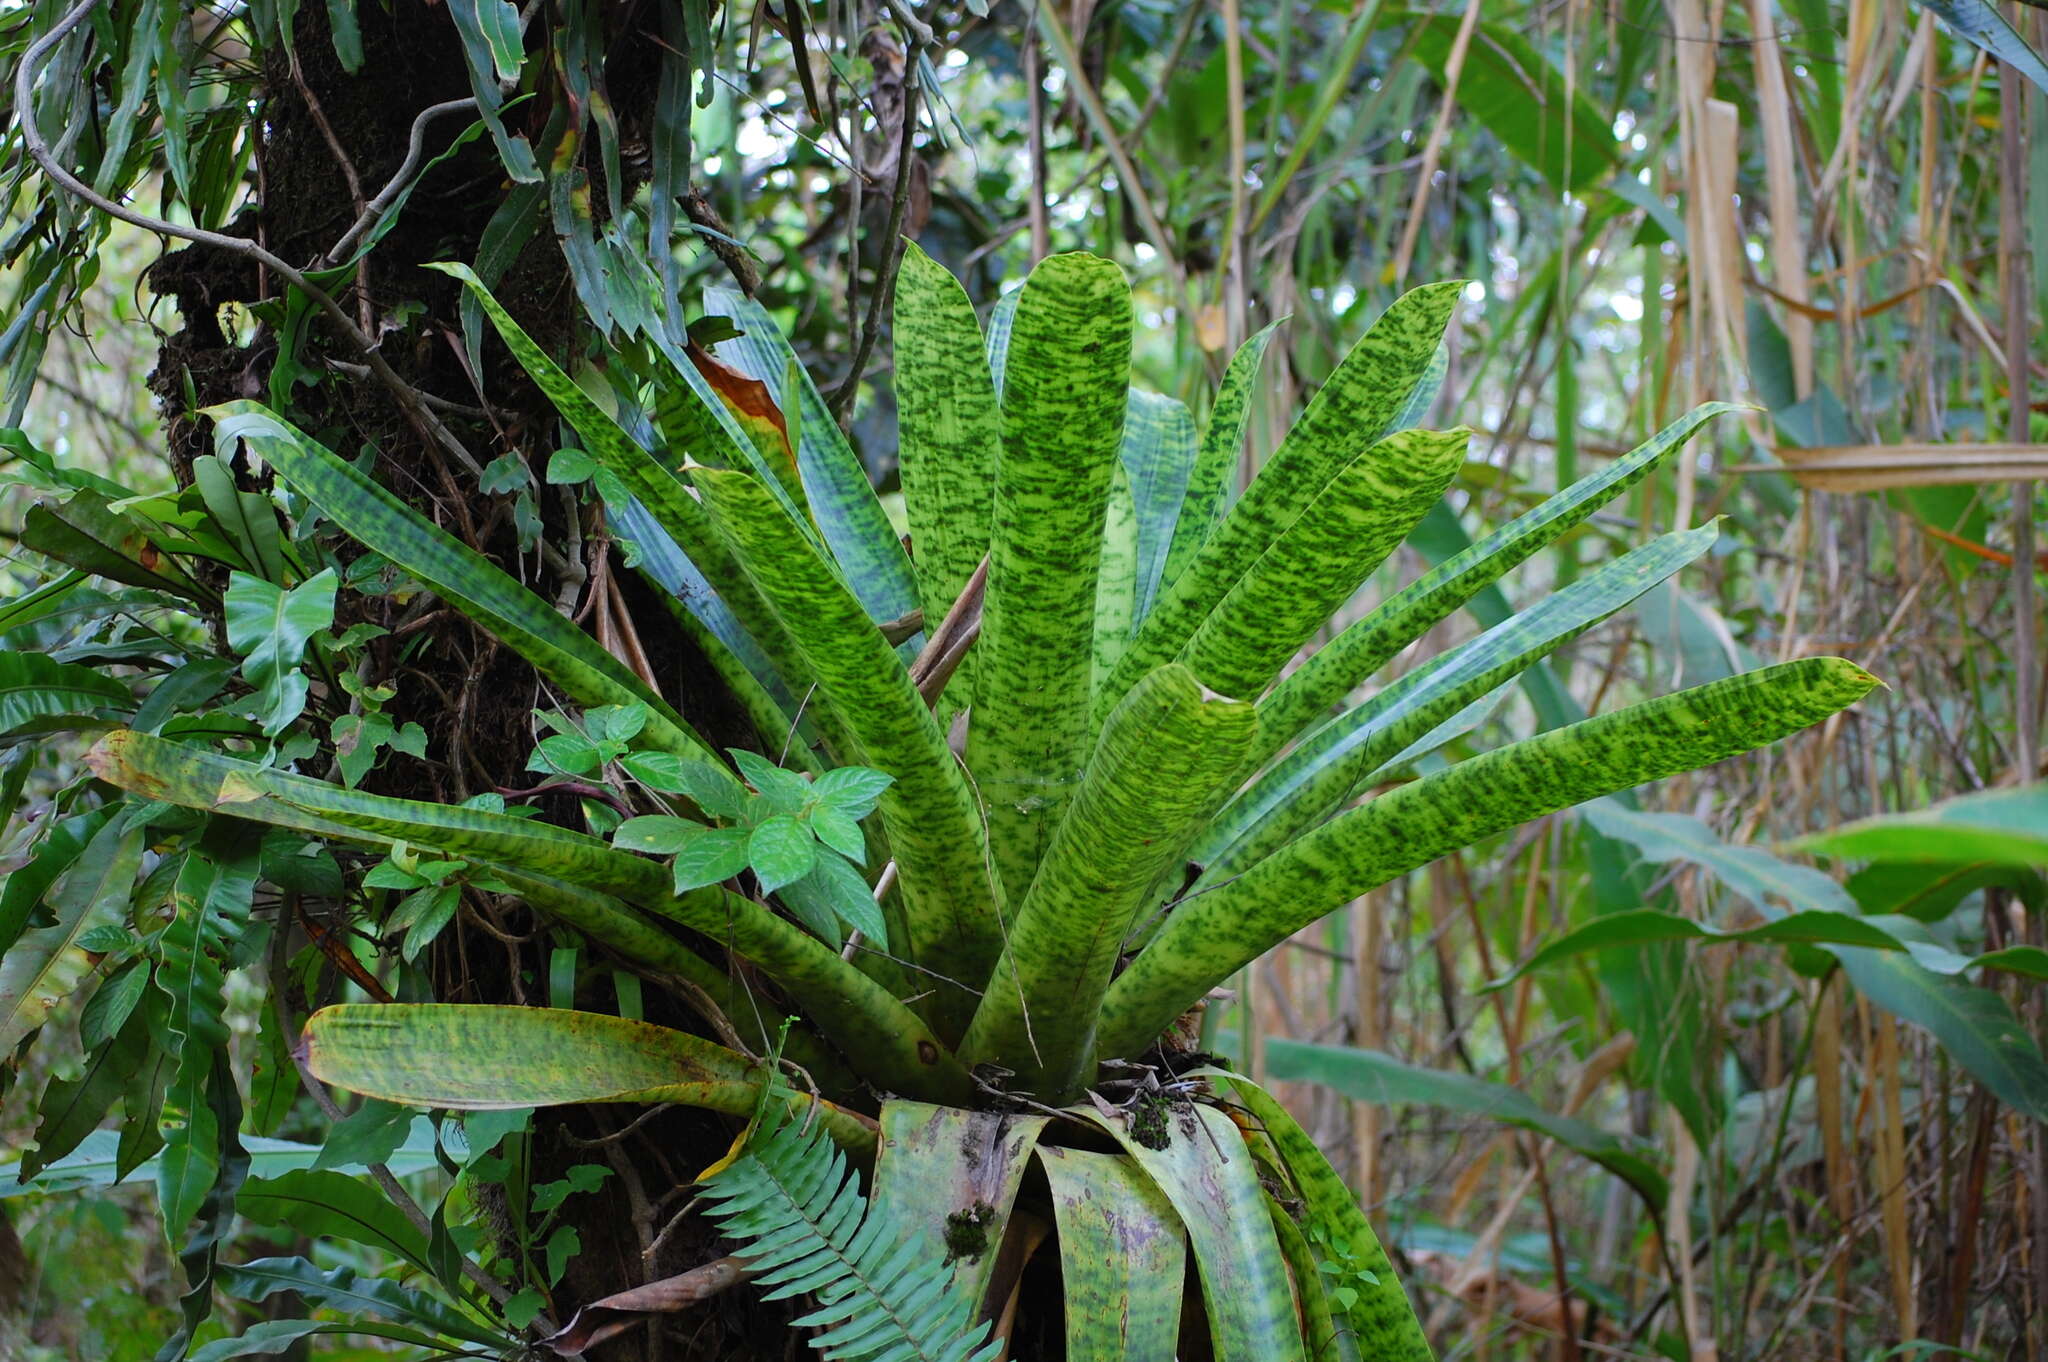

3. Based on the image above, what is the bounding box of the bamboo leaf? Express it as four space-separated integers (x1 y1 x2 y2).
1096 658 1879 1058
206 403 715 763
1035 1146 1187 1361
960 664 1256 1100
1100 283 1463 723
1798 785 2048 867
1263 1042 1669 1209
969 252 1134 904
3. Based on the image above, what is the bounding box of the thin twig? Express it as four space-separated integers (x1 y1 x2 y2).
323 97 481 267
13 0 483 476
827 43 922 419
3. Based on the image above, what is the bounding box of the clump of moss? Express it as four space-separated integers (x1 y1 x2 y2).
1130 1093 1173 1151
943 1203 997 1262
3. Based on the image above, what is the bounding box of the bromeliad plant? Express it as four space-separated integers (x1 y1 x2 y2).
12 247 1875 1359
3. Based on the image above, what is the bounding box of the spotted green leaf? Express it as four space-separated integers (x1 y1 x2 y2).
1097 282 1463 724
968 252 1134 905
1035 1146 1187 1362
960 664 1256 1101
1096 657 1880 1058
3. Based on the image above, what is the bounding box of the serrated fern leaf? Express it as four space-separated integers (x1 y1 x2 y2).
697 1117 1002 1362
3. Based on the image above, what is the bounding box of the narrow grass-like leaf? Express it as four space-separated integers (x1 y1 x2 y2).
960 665 1255 1100
690 469 999 1037
1175 427 1468 699
1162 322 1282 591
1263 1042 1669 1209
207 403 715 763
1196 524 1720 880
1254 403 1741 764
895 244 1002 694
87 730 970 1103
969 252 1134 904
1036 1146 1187 1361
301 1004 879 1152
1096 658 1879 1058
1100 283 1463 724
1083 1099 1305 1362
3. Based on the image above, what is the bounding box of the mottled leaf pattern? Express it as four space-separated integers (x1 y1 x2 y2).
895 244 1003 690
1099 282 1463 723
1161 321 1282 591
1174 426 1469 699
969 253 1134 905
1036 1146 1187 1362
960 665 1256 1099
1253 402 1743 764
1097 658 1879 1057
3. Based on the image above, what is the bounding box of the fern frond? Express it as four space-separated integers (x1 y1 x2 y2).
697 1115 1002 1362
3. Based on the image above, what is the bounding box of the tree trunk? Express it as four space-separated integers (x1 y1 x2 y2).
145 9 763 1355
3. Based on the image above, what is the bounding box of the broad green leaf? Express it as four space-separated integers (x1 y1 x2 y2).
812 765 893 816
236 1169 431 1270
961 665 1256 1101
1198 524 1719 880
23 1002 153 1180
896 244 1002 704
691 468 998 1038
208 402 716 763
1036 1145 1187 1361
1799 785 2048 867
190 1319 457 1361
613 815 708 855
779 850 887 945
191 454 287 583
1161 322 1281 591
1100 283 1462 724
0 813 144 1055
747 814 815 893
671 827 751 891
1084 1099 1305 1362
224 569 334 735
1219 1076 1428 1362
1175 426 1469 699
1254 403 1742 764
0 1128 443 1199
0 652 131 740
1399 12 1621 190
157 833 261 1234
1097 658 1879 1057
869 1102 1049 1311
1263 1041 1669 1210
0 805 116 959
20 493 209 601
89 730 970 1103
969 252 1134 905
